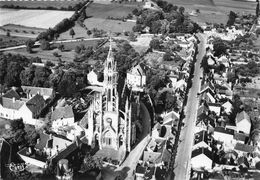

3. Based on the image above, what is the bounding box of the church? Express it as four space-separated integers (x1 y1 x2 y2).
80 39 138 163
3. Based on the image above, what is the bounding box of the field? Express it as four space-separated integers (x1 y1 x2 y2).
86 3 139 18
0 0 85 9
0 8 74 29
84 18 135 33
167 0 256 24
4 38 100 62
0 34 30 48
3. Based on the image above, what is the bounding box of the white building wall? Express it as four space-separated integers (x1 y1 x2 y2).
191 155 212 170
16 104 34 125
213 132 234 145
237 120 251 135
18 154 47 168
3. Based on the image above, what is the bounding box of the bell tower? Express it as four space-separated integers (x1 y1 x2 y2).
103 38 118 112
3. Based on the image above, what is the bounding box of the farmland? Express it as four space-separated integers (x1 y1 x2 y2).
0 34 30 48
0 0 85 9
0 8 74 29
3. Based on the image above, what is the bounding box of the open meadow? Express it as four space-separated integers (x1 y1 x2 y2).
0 0 85 9
0 8 74 29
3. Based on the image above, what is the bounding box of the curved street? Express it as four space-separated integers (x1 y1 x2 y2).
173 33 206 180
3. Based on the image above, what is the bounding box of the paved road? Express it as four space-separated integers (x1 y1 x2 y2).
173 33 206 180
101 102 151 180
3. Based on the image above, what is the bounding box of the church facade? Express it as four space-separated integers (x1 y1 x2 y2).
81 40 137 154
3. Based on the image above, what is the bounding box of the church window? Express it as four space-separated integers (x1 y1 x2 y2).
108 62 112 69
108 138 111 145
108 89 111 101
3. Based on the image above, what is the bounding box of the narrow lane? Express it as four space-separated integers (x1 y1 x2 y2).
173 33 206 180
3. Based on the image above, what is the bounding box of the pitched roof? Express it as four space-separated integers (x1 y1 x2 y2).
194 130 209 145
191 148 212 160
129 63 146 76
214 127 234 135
51 106 74 121
234 132 248 143
197 103 209 116
0 97 24 110
26 94 45 114
196 112 215 127
236 111 250 124
21 86 54 98
234 143 254 153
2 89 20 99
35 133 49 150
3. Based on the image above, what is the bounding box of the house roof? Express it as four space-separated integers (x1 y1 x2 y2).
197 103 209 116
21 86 54 98
0 97 24 110
2 89 20 100
236 111 250 124
26 94 45 114
234 132 248 143
191 148 212 160
234 143 254 153
136 165 146 174
129 63 146 76
51 106 74 121
237 156 249 167
35 132 72 151
196 112 215 127
214 127 234 135
207 103 222 107
194 130 209 145
200 82 215 94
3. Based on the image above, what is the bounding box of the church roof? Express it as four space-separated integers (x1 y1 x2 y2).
51 106 74 121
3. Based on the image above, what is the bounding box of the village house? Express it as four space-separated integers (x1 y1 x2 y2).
126 63 146 92
87 69 103 86
207 103 222 116
0 89 46 126
235 111 251 135
16 94 46 126
213 127 235 145
191 148 213 170
51 106 75 131
221 99 233 115
18 132 80 169
21 86 55 100
193 130 212 151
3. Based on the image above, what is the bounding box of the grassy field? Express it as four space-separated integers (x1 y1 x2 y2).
84 18 135 33
0 0 85 9
4 39 100 63
0 8 74 29
0 34 30 48
86 3 139 18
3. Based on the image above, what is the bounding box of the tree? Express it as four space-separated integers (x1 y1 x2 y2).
80 154 103 173
132 24 143 32
54 33 59 40
128 32 137 41
163 52 172 61
5 62 23 87
58 44 65 51
213 38 228 57
40 40 50 50
226 11 237 26
69 28 75 38
87 30 92 36
132 8 141 16
32 67 51 87
256 0 259 18
149 38 161 50
75 45 82 54
150 21 162 34
25 39 35 53
20 66 35 86
179 6 185 14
